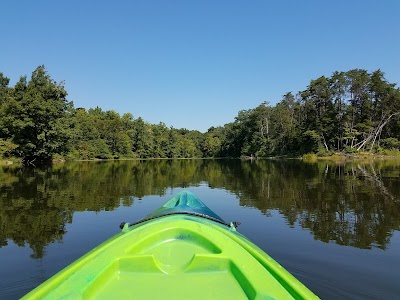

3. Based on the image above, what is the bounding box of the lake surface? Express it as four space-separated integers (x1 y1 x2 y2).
1 159 399 299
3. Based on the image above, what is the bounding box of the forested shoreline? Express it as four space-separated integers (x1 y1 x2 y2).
1 66 400 163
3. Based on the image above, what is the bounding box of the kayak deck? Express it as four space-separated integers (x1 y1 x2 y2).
86 217 290 299
23 191 319 299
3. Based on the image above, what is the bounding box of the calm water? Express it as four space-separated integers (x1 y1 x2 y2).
1 159 400 299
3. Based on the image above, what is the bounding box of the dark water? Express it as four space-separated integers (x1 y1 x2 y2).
1 159 400 299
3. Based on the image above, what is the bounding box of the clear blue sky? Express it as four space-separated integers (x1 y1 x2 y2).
1 1 399 132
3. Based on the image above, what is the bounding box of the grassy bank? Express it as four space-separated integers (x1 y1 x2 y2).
302 150 400 162
0 158 22 166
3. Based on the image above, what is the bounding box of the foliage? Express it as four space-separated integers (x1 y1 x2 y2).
218 69 400 157
302 153 318 162
378 148 400 157
1 67 400 161
380 138 400 150
0 138 17 157
0 66 71 162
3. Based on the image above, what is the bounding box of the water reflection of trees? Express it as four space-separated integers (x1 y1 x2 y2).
211 160 400 250
0 160 204 258
1 159 400 258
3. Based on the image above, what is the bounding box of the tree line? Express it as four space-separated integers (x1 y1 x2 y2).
1 66 399 162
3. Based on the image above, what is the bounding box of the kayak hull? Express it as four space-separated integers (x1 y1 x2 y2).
22 191 319 299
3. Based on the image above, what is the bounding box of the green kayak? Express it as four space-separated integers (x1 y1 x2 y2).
23 191 319 299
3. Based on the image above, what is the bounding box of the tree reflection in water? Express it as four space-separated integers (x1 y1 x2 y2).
1 159 399 258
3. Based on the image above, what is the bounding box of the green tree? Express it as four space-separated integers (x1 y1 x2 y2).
300 76 335 152
0 73 12 145
151 122 170 158
0 72 10 104
131 117 154 158
202 133 221 157
4 66 71 162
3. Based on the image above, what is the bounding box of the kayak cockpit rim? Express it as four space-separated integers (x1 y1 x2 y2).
122 211 240 229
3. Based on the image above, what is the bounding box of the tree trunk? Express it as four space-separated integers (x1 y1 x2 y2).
321 133 329 151
370 112 400 151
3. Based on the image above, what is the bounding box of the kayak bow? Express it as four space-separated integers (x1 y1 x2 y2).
23 191 319 299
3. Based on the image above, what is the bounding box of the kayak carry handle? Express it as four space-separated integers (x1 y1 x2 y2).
231 221 241 228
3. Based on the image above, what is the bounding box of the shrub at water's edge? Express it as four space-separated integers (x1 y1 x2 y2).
302 153 318 162
378 148 400 157
302 150 400 162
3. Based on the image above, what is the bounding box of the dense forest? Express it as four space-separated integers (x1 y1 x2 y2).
1 66 400 162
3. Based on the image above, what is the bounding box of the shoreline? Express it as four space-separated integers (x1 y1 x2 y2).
2 152 400 165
